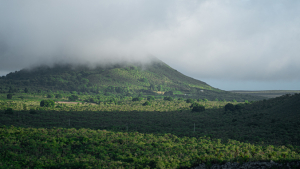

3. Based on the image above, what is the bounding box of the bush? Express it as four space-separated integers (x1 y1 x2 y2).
5 108 13 114
132 97 143 101
164 96 173 101
29 109 37 114
235 104 244 110
142 101 151 106
47 94 54 98
40 100 55 107
7 94 12 99
190 103 205 112
225 103 235 111
55 94 62 98
186 98 194 103
69 95 79 101
147 96 155 101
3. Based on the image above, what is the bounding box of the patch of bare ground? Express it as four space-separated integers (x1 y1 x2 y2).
56 101 97 105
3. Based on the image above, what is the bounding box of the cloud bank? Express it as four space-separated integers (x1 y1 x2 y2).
1 0 300 84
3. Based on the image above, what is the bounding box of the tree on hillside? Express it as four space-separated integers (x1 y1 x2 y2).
164 96 173 101
40 100 55 107
132 97 143 101
142 101 151 106
225 103 235 111
186 98 194 103
24 88 29 93
7 94 12 99
47 94 54 98
190 102 205 112
55 94 62 99
69 95 79 101
147 96 155 101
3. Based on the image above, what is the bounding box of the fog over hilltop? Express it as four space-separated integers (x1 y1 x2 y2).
1 0 300 90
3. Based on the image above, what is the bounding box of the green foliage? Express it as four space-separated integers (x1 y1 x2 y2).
190 102 205 112
147 96 155 101
55 94 62 98
29 109 37 114
164 91 174 95
24 87 29 93
7 94 12 99
186 98 194 103
142 101 151 106
245 100 249 103
140 77 148 83
5 108 13 114
225 103 235 111
233 99 237 102
69 95 79 101
132 97 143 101
47 94 54 98
203 98 208 102
1 93 300 168
40 100 55 107
235 103 244 110
1 126 300 169
164 96 173 101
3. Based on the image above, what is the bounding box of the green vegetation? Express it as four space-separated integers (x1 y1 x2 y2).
0 92 300 168
1 126 300 169
0 62 299 168
0 61 265 102
40 100 55 107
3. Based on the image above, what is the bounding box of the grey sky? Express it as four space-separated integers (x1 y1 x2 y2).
1 0 300 90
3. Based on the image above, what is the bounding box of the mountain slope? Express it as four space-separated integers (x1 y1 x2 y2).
0 60 264 101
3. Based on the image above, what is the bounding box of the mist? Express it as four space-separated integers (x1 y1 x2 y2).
1 0 300 90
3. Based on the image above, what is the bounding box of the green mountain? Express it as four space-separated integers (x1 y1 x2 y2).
0 59 264 101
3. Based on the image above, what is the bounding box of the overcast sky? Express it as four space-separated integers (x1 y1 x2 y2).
1 0 300 90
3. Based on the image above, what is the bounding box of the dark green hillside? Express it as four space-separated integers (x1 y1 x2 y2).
0 60 264 101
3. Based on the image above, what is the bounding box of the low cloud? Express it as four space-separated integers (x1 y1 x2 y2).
1 0 300 83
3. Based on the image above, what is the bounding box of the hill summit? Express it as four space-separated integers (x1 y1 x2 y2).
0 59 264 101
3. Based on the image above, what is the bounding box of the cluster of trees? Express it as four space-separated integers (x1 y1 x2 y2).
40 100 55 107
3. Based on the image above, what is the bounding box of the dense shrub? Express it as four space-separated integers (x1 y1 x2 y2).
186 98 194 103
164 96 173 101
235 104 244 110
55 94 62 98
190 103 205 112
69 95 79 101
47 94 54 98
29 109 37 114
40 100 55 107
7 94 12 99
142 101 151 106
225 103 235 111
132 97 143 101
5 108 13 114
147 96 155 101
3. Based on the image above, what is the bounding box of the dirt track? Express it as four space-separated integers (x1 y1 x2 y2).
56 101 97 105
